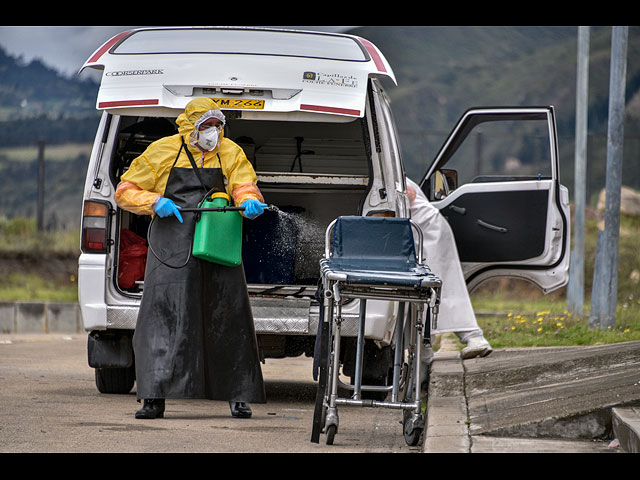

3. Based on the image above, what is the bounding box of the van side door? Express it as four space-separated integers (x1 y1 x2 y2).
419 107 570 293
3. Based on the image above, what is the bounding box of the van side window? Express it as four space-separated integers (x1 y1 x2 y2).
110 117 178 185
431 117 552 199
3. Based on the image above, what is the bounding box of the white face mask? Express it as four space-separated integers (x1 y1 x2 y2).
196 127 220 151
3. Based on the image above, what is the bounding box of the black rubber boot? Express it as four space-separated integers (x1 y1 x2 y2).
229 401 252 418
135 398 165 419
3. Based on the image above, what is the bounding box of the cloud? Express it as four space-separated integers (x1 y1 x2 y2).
0 26 358 79
0 26 137 78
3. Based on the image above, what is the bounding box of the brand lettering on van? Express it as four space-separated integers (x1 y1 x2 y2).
302 71 358 88
106 69 164 76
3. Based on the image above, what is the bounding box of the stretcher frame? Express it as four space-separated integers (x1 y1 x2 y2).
311 216 441 446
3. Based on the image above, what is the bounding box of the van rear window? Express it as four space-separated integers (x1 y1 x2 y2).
111 28 368 62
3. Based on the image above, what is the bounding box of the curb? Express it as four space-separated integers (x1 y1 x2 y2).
423 334 469 453
424 338 640 454
612 407 640 453
0 301 82 334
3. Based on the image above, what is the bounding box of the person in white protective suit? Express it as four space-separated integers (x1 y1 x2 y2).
406 177 492 359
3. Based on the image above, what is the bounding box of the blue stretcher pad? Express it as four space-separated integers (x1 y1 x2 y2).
320 216 440 289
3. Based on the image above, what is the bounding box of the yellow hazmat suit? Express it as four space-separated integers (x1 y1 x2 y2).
115 97 263 216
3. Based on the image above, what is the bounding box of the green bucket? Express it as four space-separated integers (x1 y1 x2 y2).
192 194 243 266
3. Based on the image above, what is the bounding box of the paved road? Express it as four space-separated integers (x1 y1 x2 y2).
0 334 418 453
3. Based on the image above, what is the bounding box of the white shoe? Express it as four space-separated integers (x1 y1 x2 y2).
460 336 493 359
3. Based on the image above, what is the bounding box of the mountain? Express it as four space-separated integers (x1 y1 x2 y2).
348 26 640 195
0 45 101 146
0 45 99 120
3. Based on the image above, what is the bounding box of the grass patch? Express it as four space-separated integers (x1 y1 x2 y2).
0 217 79 253
471 299 640 348
0 217 79 302
0 272 77 302
464 211 640 348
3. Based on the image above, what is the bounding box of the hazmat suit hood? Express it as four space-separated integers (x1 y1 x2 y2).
176 97 226 144
116 95 263 218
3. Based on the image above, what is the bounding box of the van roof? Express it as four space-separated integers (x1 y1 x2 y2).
80 27 396 118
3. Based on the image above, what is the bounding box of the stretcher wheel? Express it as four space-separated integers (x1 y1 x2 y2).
402 409 424 446
403 423 423 446
325 424 337 445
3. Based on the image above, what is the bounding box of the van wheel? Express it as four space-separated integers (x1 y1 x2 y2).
95 366 135 394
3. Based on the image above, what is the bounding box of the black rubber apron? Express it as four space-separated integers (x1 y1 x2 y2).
133 139 266 404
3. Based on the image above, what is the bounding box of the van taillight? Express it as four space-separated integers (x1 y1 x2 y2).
81 200 111 253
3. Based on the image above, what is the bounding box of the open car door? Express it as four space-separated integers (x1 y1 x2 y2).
419 106 570 293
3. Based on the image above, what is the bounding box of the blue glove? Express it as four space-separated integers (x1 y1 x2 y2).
242 199 267 219
154 197 183 223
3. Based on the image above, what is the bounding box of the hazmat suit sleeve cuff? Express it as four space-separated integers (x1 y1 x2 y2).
231 182 264 207
114 181 161 216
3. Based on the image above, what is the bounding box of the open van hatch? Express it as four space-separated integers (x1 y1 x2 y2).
78 27 411 394
106 111 376 339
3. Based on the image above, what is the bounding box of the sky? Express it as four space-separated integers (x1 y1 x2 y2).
0 26 357 80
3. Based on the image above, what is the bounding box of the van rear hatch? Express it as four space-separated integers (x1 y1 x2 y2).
83 27 399 344
80 27 396 118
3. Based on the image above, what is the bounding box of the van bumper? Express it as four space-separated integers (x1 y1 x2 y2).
78 253 108 331
91 295 395 343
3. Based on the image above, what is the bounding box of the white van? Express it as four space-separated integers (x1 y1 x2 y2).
78 27 570 394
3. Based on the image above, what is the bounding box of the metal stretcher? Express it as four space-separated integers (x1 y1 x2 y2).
311 216 442 446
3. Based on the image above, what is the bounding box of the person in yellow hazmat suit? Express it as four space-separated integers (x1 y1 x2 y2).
114 97 267 419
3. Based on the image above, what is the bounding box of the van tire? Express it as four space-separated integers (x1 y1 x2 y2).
95 366 135 394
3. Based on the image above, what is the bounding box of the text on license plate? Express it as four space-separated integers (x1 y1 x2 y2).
213 98 265 109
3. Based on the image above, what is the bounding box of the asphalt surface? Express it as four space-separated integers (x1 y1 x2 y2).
3 332 640 454
0 334 417 453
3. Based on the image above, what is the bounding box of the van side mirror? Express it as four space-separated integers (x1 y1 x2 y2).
432 169 458 199
441 169 458 191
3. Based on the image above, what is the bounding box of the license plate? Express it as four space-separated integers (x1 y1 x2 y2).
213 98 265 109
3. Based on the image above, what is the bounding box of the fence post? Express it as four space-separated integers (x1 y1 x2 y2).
589 26 629 329
37 139 45 232
567 26 590 316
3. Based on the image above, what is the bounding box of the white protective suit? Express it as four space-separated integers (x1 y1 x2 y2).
406 178 483 343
